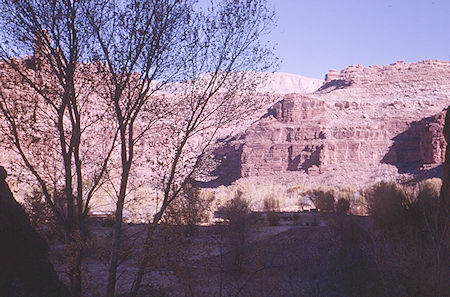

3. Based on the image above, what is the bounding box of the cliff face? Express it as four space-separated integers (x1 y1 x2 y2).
318 60 450 99
2 56 450 190
239 61 450 184
241 95 328 177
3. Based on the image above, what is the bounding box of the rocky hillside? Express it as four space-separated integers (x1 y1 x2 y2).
2 56 450 204
219 60 450 187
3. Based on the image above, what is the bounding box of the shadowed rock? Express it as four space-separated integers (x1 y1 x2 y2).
382 112 446 172
440 108 450 215
0 166 69 297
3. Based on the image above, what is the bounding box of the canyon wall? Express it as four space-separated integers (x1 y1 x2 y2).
2 55 450 191
239 61 450 183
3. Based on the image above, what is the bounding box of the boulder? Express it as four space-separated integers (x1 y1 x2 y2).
0 166 69 297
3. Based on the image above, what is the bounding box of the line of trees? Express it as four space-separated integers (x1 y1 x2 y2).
0 0 276 296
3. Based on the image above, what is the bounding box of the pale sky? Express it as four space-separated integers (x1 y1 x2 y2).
268 0 450 79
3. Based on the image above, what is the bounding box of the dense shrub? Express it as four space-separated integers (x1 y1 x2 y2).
364 181 409 232
335 198 350 215
416 179 441 218
263 195 280 226
218 190 251 271
308 188 335 212
21 188 65 242
332 179 449 296
163 183 214 235
218 190 250 223
360 179 449 296
365 179 445 234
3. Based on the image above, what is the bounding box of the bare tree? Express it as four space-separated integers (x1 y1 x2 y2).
0 1 117 295
0 1 275 295
84 0 195 295
84 0 275 295
129 1 276 295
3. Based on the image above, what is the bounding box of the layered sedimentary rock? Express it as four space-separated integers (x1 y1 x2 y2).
241 95 328 176
2 54 450 192
324 69 339 83
240 61 450 180
317 60 450 100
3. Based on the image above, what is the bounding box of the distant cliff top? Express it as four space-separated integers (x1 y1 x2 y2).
254 72 323 94
317 60 450 101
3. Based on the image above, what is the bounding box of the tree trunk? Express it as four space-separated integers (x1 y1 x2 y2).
129 223 158 297
69 247 83 297
106 162 131 297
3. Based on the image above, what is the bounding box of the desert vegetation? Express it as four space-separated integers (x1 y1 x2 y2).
334 179 449 297
0 0 448 296
12 172 449 296
0 0 276 296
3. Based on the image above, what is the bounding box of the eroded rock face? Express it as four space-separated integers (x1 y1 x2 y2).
0 166 69 297
419 112 447 164
241 97 395 176
270 95 326 122
325 69 339 83
240 61 450 180
242 95 328 176
318 60 450 99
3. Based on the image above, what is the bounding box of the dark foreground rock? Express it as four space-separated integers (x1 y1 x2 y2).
0 166 69 297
